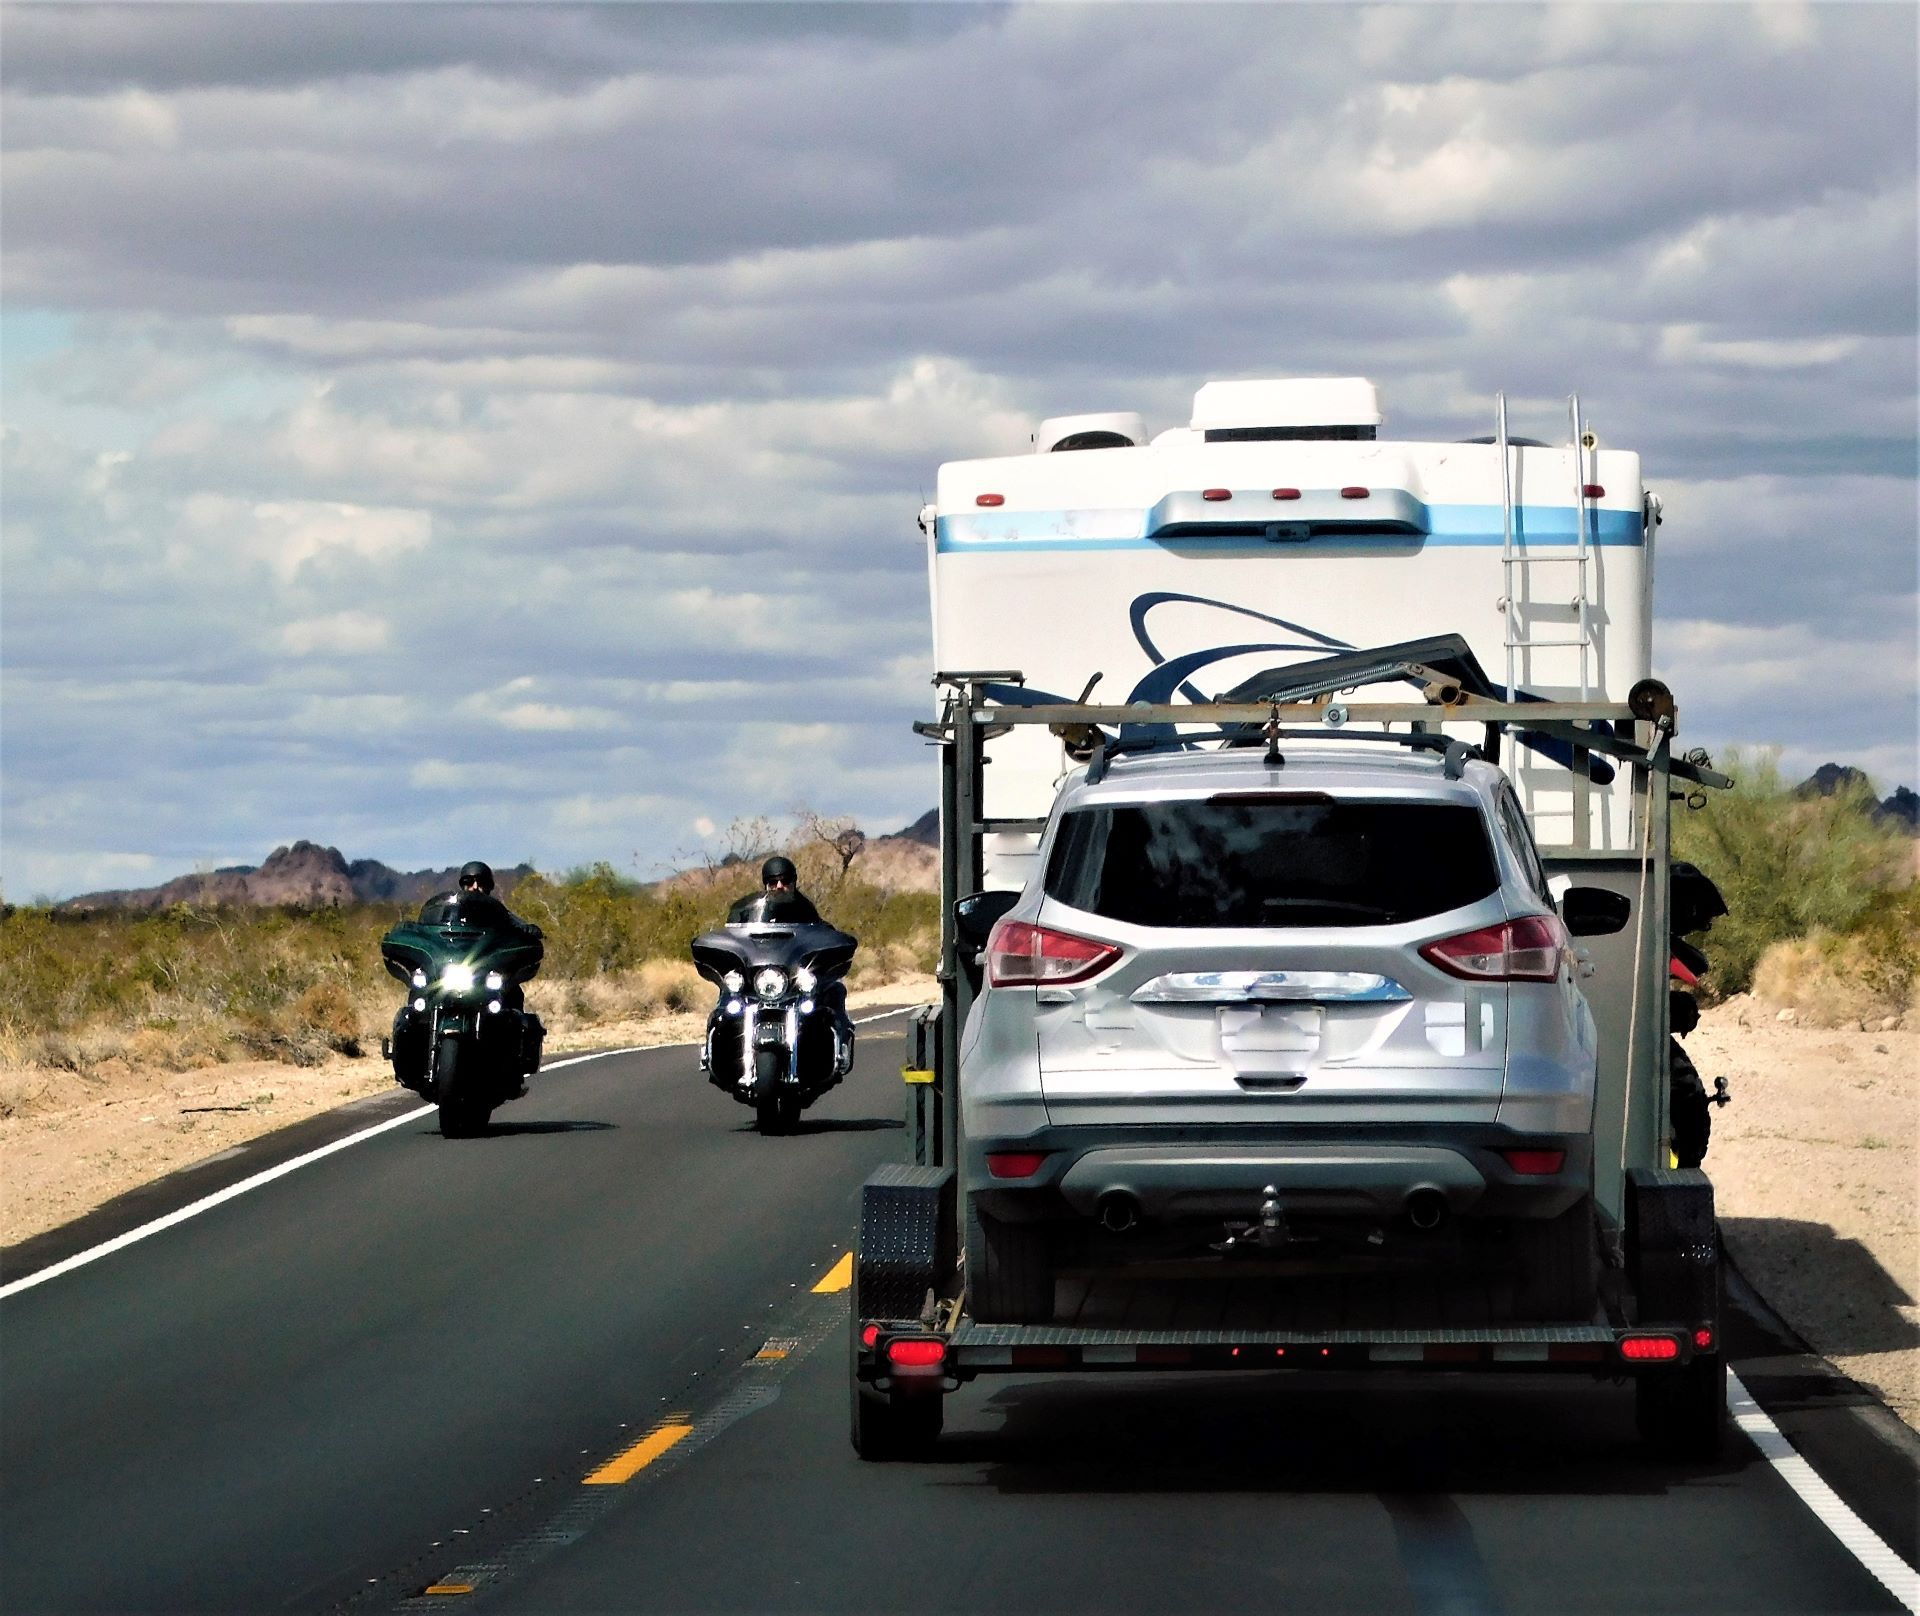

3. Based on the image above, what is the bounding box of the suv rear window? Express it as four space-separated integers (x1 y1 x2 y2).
1045 797 1499 928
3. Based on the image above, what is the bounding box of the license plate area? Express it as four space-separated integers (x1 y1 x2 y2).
1218 1004 1323 1053
754 1023 786 1046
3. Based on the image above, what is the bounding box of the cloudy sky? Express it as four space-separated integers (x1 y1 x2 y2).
3 2 1914 901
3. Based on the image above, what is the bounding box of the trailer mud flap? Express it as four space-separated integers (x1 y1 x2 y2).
857 1164 956 1322
1626 1167 1718 1330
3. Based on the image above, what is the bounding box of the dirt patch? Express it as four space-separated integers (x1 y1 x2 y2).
0 979 934 1249
1694 997 1918 1428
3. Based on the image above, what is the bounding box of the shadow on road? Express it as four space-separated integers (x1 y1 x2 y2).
924 1374 1748 1496
730 1117 906 1137
471 1119 619 1137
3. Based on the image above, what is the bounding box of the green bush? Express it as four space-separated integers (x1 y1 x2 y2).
1673 749 1915 998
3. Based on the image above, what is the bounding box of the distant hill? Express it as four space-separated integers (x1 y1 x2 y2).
1794 764 1920 831
60 842 535 913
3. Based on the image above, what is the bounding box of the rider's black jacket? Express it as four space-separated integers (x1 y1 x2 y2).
726 889 822 925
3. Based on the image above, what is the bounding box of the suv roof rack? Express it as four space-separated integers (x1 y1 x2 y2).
1084 726 1483 784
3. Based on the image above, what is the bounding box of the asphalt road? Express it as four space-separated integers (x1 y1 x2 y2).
2 1016 1913 1615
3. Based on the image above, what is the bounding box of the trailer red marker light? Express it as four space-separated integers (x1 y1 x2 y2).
986 1151 1050 1179
861 1323 881 1349
1583 483 1605 498
1274 1347 1287 1359
1271 487 1301 500
975 493 1004 507
1340 486 1369 499
1498 1148 1566 1175
1320 1347 1330 1358
1620 1336 1681 1361
1694 1327 1715 1350
1231 1346 1241 1358
887 1338 946 1368
1203 488 1232 501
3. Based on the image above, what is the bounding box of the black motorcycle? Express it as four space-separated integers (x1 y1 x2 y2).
693 904 857 1134
381 893 546 1137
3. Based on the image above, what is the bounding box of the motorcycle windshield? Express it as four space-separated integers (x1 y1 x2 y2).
690 922 857 985
380 915 543 984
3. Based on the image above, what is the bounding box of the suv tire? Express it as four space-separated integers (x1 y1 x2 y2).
965 1197 1054 1324
1512 1197 1599 1321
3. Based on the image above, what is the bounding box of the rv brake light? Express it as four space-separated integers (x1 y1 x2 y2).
985 918 1121 987
1620 1336 1681 1361
886 1338 947 1368
976 493 1004 507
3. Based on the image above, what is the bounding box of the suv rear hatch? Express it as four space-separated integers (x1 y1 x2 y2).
1030 791 1511 1126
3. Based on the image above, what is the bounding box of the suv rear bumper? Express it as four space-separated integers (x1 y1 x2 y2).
968 1123 1592 1225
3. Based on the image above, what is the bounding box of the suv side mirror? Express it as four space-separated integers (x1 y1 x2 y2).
1561 886 1632 937
954 890 1019 951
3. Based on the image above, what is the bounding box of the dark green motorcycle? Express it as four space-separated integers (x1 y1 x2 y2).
380 892 546 1137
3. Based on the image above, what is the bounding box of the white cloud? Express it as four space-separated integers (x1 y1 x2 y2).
279 610 389 656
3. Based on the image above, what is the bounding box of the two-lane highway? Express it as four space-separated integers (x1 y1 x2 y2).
2 1020 917 1614
4 1012 1916 1615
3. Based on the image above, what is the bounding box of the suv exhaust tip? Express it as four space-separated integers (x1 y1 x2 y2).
1405 1188 1449 1231
1097 1192 1143 1234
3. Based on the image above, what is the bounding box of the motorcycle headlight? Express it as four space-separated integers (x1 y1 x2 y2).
410 969 428 989
441 964 477 993
722 970 746 994
484 971 505 991
793 966 818 993
752 967 788 1000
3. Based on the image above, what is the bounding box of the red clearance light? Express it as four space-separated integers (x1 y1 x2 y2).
986 1151 1050 1180
1271 487 1302 501
860 1323 881 1348
1420 916 1569 983
985 918 1121 987
1499 1149 1567 1176
1340 486 1369 499
976 493 1005 507
1693 1327 1715 1351
1203 488 1232 502
887 1338 946 1368
1583 483 1605 498
1620 1336 1681 1362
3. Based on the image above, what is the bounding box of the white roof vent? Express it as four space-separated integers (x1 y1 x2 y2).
1034 411 1147 454
1190 378 1382 442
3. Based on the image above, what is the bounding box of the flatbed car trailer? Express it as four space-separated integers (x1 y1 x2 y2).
850 676 1733 1461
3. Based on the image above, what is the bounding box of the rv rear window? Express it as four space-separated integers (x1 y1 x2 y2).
1044 799 1498 928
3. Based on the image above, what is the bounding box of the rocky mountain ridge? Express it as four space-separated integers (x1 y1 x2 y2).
61 843 536 914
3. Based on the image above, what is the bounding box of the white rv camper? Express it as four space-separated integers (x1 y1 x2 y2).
921 378 1655 880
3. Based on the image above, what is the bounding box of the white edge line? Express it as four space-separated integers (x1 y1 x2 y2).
0 1046 643 1303
1728 1368 1920 1612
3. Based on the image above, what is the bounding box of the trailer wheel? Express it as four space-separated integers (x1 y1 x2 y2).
1512 1198 1598 1321
965 1197 1054 1324
1636 1354 1726 1460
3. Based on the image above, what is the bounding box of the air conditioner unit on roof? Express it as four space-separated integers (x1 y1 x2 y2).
1191 377 1383 442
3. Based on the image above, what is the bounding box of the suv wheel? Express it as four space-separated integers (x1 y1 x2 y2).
965 1197 1055 1324
1512 1197 1599 1321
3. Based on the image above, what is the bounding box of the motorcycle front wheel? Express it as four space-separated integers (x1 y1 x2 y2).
435 1036 492 1138
753 1048 800 1134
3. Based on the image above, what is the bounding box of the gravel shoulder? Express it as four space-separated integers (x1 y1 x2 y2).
3 990 1912 1435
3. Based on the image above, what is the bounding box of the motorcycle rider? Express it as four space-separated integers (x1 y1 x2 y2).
725 855 850 1033
727 855 822 924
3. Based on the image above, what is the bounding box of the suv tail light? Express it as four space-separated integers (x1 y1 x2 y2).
985 919 1121 986
1420 916 1567 982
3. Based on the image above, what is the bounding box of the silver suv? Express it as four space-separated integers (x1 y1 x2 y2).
957 739 1605 1323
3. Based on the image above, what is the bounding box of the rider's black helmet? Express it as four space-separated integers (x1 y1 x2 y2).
761 855 798 887
458 860 496 893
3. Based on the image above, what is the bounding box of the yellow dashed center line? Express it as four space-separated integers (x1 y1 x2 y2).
423 1584 475 1596
583 1421 693 1485
812 1251 853 1293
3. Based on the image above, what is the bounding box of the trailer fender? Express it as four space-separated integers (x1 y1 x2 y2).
857 1164 957 1324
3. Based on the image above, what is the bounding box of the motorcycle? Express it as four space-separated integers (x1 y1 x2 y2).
693 903 857 1134
380 893 546 1137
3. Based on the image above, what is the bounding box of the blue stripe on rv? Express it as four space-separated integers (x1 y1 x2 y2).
936 502 1643 552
